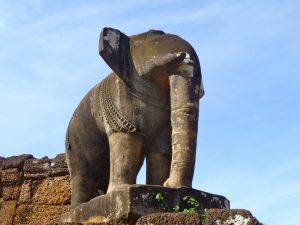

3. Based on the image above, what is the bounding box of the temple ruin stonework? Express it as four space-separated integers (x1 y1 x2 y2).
0 27 263 225
65 28 205 210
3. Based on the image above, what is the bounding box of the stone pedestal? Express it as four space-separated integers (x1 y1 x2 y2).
59 184 229 224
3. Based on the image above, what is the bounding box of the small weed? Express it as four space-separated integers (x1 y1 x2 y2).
173 204 181 212
155 192 207 224
200 208 207 225
155 193 170 211
182 195 200 213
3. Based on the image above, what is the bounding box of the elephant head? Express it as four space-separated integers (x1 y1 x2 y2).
99 27 204 188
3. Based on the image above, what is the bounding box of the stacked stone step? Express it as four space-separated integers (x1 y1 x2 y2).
0 154 71 225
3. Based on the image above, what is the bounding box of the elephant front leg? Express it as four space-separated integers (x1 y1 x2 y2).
107 133 145 193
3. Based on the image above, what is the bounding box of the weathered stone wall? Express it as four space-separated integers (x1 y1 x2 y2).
0 154 71 225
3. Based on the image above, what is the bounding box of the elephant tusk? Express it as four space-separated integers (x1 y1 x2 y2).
181 52 194 65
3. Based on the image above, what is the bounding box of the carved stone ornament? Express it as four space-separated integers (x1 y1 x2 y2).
65 27 204 209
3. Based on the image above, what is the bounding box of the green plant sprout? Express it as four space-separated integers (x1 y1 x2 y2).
182 195 200 213
155 193 170 211
155 193 207 224
200 208 207 225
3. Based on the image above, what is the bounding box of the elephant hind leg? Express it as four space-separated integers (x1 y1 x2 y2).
66 117 109 208
146 125 172 185
146 152 171 185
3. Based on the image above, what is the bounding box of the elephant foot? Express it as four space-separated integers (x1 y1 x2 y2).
106 182 130 193
163 176 192 188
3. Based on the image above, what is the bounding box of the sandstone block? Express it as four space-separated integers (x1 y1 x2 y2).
1 168 23 184
1 154 33 169
59 184 229 224
2 184 21 200
24 157 51 180
49 154 69 177
0 200 17 225
14 204 69 225
31 179 43 196
206 209 263 225
19 180 32 203
136 212 200 225
33 175 71 205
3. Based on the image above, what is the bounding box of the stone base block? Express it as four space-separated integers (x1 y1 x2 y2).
59 184 229 224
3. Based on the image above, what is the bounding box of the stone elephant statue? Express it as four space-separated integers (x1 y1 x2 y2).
65 27 204 208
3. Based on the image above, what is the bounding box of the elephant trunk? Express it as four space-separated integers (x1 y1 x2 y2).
165 57 201 187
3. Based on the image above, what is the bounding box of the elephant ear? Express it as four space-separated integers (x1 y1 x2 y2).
99 27 131 85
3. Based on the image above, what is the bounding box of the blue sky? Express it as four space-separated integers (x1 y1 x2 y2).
0 0 299 224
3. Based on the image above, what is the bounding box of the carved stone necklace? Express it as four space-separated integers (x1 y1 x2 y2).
99 76 136 133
